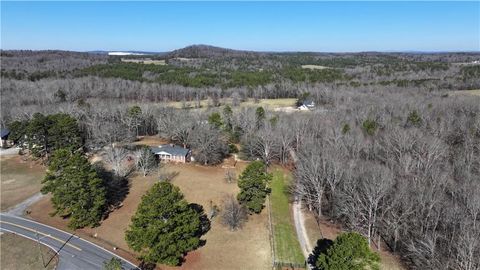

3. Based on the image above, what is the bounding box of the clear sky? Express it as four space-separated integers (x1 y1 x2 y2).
1 1 479 52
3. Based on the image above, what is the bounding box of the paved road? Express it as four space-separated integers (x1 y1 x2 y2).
0 213 138 270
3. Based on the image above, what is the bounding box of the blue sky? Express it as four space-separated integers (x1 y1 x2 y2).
1 1 479 52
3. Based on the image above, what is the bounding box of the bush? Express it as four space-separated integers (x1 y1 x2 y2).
228 143 239 154
407 110 422 127
316 232 380 270
362 119 378 136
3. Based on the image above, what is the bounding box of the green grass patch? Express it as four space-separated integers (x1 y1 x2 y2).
270 170 305 266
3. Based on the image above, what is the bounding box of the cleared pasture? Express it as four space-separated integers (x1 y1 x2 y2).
167 98 297 110
0 155 45 211
450 89 480 96
301 64 330 70
0 232 57 270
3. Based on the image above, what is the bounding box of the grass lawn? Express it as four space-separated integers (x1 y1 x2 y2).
270 170 305 266
0 233 57 270
0 155 45 211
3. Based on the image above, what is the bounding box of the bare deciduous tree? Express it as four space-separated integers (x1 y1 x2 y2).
221 195 247 231
105 147 132 177
224 170 236 183
134 147 157 177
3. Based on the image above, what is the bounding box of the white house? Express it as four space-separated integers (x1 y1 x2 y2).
150 144 191 163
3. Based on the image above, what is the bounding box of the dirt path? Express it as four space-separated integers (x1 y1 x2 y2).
293 199 313 270
0 148 19 156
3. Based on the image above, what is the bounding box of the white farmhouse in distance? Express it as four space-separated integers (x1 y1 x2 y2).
297 99 315 111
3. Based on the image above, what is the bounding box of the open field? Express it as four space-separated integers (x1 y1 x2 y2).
28 146 271 270
450 89 480 96
167 98 297 110
303 213 405 270
0 155 45 211
301 64 329 70
270 170 305 267
120 58 166 65
0 232 57 270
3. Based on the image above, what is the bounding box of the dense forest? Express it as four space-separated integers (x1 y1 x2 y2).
1 46 479 269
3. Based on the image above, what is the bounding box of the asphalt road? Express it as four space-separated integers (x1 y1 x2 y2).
0 213 138 270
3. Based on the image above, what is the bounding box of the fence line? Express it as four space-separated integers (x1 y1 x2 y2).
267 195 276 269
268 195 307 269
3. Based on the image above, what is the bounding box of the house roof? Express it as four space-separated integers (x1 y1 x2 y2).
302 99 315 106
150 144 189 156
1 128 10 139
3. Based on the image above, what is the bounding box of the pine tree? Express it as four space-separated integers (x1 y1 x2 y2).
103 257 123 270
127 105 142 136
316 232 380 270
125 182 203 266
22 113 82 159
237 161 271 213
208 112 223 128
407 110 422 127
42 149 106 229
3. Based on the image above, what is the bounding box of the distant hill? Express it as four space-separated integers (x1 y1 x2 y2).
166 44 262 58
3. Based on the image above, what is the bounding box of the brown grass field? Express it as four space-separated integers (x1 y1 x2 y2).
28 150 272 270
0 155 45 211
449 89 480 96
0 232 58 270
301 64 329 70
167 98 296 110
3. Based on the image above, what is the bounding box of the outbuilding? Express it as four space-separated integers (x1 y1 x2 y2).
1 128 11 148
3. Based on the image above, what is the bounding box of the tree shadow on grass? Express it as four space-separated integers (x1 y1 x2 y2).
308 238 334 270
189 203 211 247
93 162 130 216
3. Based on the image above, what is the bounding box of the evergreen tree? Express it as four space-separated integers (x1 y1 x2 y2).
26 113 50 158
47 113 83 152
7 120 29 145
407 110 422 127
222 105 233 131
19 113 82 159
255 106 266 129
103 257 124 270
125 182 204 266
361 119 378 136
127 105 142 136
237 161 271 213
208 112 223 128
42 149 106 229
341 123 350 134
316 232 380 270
